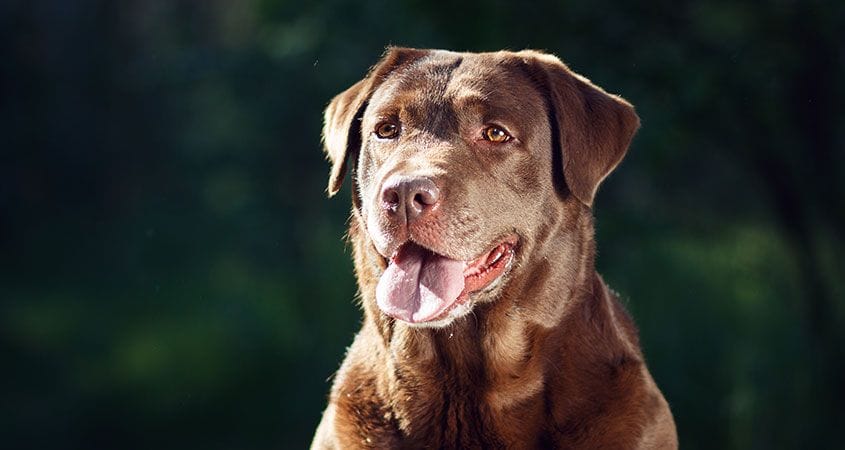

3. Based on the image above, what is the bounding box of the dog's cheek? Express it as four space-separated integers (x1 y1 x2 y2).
356 149 378 218
365 213 392 256
483 150 550 223
358 176 397 257
509 133 557 228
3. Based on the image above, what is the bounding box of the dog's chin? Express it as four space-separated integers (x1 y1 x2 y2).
373 234 519 329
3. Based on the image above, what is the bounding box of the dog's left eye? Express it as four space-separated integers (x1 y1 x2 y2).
483 126 511 143
375 122 400 139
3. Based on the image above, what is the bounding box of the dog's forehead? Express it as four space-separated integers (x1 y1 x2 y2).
369 51 535 113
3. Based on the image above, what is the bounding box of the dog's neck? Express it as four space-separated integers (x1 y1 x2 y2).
345 204 640 443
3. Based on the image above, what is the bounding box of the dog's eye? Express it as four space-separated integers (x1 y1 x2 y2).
375 122 400 139
483 126 511 143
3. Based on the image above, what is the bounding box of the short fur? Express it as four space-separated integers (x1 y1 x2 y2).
313 48 677 449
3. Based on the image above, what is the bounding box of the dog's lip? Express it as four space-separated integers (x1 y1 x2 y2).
461 235 519 283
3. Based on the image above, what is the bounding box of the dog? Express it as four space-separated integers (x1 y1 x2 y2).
312 48 677 449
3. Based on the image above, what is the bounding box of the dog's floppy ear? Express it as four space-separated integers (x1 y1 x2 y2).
526 52 640 207
323 47 428 197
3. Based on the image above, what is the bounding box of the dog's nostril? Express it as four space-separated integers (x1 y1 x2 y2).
413 192 434 208
408 183 439 217
384 190 399 205
382 188 401 212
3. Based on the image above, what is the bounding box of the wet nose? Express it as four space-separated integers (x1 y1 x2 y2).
380 176 440 223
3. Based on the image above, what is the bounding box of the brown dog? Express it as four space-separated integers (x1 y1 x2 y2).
312 48 677 449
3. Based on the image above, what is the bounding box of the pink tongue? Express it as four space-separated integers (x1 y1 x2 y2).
376 244 466 323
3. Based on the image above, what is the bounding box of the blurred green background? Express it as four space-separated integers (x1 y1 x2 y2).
2 0 843 448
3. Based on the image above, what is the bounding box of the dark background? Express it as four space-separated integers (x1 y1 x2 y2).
2 0 843 448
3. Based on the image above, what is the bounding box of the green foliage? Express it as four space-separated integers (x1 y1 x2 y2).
1 0 842 448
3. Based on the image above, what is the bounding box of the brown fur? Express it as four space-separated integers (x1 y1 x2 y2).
313 48 677 449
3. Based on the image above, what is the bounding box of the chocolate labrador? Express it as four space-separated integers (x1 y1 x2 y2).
312 48 677 449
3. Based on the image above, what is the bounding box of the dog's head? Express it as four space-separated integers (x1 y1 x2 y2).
323 48 638 328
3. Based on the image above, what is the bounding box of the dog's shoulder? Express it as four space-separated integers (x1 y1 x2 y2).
312 326 402 449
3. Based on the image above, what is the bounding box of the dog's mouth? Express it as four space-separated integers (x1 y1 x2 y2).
375 235 518 324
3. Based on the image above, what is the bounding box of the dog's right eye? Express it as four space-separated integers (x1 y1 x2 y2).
375 122 400 139
483 125 512 143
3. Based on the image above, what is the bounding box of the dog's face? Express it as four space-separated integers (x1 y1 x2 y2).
324 49 639 328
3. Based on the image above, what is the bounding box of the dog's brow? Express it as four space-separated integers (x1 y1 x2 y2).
452 94 493 114
454 94 487 106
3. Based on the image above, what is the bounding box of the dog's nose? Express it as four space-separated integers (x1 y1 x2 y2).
381 176 440 222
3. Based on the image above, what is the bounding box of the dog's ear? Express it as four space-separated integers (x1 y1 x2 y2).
525 52 640 207
323 47 428 197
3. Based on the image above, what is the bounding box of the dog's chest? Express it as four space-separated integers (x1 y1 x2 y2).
391 378 504 448
385 345 547 448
